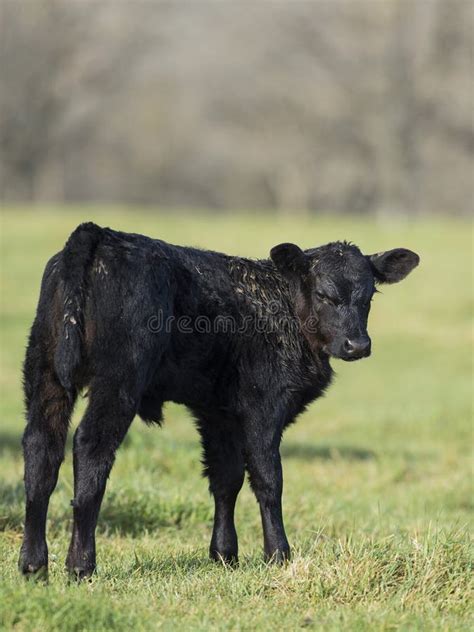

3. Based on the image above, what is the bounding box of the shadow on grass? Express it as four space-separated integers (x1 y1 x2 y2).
0 436 376 538
0 479 213 538
108 552 213 579
281 442 377 461
0 431 22 455
98 552 221 583
98 491 212 537
0 481 24 531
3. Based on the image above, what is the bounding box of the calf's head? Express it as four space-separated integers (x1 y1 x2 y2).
271 241 419 361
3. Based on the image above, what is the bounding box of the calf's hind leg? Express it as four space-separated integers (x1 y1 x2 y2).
198 419 245 564
19 362 75 577
66 382 137 579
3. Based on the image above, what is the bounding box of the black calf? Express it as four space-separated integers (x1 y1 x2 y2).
19 223 419 577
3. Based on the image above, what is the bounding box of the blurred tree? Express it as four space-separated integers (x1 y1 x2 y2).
0 0 152 201
0 0 471 214
0 1 82 199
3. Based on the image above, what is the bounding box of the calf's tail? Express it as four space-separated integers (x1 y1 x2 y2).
54 222 104 393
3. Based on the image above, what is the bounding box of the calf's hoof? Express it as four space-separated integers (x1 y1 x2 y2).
66 564 96 581
209 548 239 567
19 562 48 581
18 543 48 580
264 547 291 564
66 551 96 581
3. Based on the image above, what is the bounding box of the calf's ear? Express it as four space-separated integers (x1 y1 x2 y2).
368 248 420 284
270 243 309 278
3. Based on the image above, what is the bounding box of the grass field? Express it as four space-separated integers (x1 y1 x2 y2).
0 208 472 631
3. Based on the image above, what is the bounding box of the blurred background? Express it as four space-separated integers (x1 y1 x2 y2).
0 0 472 215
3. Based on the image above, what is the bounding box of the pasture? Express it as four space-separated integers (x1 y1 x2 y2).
0 209 472 631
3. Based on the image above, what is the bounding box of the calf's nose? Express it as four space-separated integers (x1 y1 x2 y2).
343 336 371 358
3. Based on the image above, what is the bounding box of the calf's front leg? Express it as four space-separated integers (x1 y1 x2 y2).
198 418 245 565
245 428 290 563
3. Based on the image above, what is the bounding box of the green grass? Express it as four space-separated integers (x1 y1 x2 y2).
0 208 472 631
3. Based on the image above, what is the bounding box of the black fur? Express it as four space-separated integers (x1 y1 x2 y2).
19 223 419 578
